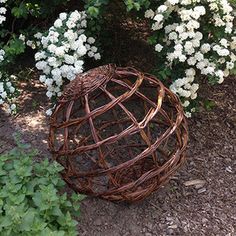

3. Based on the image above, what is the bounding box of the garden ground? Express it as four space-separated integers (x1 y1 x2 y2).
0 72 235 236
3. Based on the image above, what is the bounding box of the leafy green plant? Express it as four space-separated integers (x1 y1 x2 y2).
124 0 150 11
0 136 84 235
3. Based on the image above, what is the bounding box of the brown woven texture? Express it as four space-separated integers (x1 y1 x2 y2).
49 64 188 202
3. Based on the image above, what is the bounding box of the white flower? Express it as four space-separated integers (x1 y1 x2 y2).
9 87 15 93
46 91 53 98
155 44 163 52
46 109 53 116
59 12 67 21
10 104 16 110
77 45 87 56
6 82 11 87
19 34 26 42
36 61 48 70
54 19 63 28
217 48 230 56
187 57 197 65
226 61 234 70
194 6 206 16
167 0 179 5
90 46 98 53
39 75 46 83
174 44 183 51
185 68 196 77
54 46 66 57
88 51 94 58
157 5 168 13
45 78 53 86
64 30 77 42
64 54 75 64
154 14 164 23
215 70 224 83
194 52 204 61
182 101 190 107
152 22 163 30
184 41 193 51
169 32 178 40
79 34 87 42
34 32 43 39
145 9 155 19
94 53 101 60
66 20 76 29
1 91 7 99
35 51 46 61
87 37 96 44
201 44 211 54
179 55 187 62
185 111 192 118
219 38 228 48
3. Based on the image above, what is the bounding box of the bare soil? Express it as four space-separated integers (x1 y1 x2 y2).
0 73 235 236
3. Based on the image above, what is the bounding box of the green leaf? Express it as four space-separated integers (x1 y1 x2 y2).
19 209 35 231
71 193 86 202
4 37 26 56
51 206 63 217
11 3 28 18
32 192 43 208
204 100 216 111
147 35 157 45
0 216 12 228
9 193 25 205
87 6 99 18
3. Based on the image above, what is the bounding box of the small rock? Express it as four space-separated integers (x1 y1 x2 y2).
184 179 206 187
166 217 173 221
198 188 207 194
94 218 102 226
168 224 178 229
226 166 233 173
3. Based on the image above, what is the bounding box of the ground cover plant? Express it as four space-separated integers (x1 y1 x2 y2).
0 135 84 235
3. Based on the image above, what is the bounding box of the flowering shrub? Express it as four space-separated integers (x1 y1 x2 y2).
0 0 17 113
35 10 101 115
143 0 235 116
0 0 235 117
0 0 7 24
78 0 236 117
0 0 70 113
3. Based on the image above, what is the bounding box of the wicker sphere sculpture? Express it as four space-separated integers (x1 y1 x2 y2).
49 64 188 202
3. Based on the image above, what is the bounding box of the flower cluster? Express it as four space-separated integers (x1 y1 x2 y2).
35 10 101 115
145 0 235 117
0 1 17 113
0 0 7 25
0 73 17 113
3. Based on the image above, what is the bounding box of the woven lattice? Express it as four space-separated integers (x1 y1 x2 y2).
48 65 188 202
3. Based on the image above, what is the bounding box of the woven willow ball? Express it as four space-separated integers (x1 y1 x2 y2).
49 65 188 202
